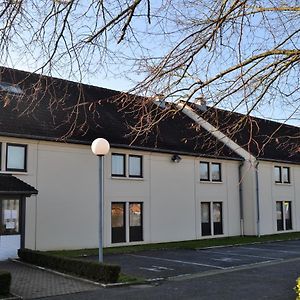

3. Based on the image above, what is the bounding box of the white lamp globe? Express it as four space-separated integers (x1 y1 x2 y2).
91 138 110 156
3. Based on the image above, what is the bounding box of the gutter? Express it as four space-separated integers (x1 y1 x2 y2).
238 161 244 236
255 161 260 237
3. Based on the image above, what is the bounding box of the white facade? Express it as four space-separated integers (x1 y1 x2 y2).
0 136 241 253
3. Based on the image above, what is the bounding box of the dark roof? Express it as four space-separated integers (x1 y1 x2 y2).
0 174 38 195
192 104 300 163
0 67 241 160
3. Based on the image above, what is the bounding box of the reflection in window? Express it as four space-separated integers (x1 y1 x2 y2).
6 144 27 171
200 162 209 181
1 199 19 235
111 154 125 177
129 155 142 178
211 163 221 182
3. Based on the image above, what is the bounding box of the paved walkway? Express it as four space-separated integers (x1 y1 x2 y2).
0 260 100 299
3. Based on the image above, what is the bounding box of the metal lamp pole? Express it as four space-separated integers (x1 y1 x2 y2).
91 138 110 263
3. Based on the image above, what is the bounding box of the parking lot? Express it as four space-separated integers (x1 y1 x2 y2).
103 239 300 280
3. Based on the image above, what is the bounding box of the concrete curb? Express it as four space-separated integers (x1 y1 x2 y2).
10 259 163 289
0 294 22 300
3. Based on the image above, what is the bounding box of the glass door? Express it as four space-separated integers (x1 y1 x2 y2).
0 198 20 235
129 203 143 242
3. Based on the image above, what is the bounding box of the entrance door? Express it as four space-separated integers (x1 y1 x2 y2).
0 198 20 260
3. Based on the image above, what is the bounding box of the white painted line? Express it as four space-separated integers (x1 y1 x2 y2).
139 267 162 272
201 249 280 260
241 246 300 254
129 254 225 270
152 265 174 271
212 257 241 262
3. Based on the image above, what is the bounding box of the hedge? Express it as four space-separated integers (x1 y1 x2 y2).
0 271 11 295
18 249 120 283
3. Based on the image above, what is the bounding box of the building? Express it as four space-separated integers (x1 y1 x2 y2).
0 67 299 261
178 102 300 236
0 67 242 260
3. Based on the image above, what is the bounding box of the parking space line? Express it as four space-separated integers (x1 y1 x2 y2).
240 246 300 254
201 249 280 260
129 254 226 269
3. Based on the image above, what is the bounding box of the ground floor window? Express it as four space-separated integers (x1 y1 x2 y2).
0 198 20 235
201 202 223 236
276 201 292 231
111 202 143 243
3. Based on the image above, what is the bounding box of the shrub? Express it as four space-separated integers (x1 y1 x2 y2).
18 249 120 283
0 271 11 295
295 277 300 300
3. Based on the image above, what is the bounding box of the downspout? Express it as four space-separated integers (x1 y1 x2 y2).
238 161 244 236
255 161 260 237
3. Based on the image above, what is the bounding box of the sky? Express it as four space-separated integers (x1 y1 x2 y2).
3 0 300 127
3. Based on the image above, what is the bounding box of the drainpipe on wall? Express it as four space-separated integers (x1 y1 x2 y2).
255 161 261 237
238 161 244 236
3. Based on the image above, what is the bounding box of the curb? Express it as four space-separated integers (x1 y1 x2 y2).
0 294 22 300
10 259 163 289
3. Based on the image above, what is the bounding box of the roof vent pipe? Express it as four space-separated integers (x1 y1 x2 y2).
194 95 207 111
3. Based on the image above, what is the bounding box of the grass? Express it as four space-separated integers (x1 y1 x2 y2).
47 231 300 258
117 273 145 284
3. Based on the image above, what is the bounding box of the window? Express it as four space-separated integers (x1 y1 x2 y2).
200 161 222 182
0 198 20 235
129 203 143 242
274 166 290 184
111 202 126 243
111 153 143 179
211 163 221 182
201 202 223 236
129 155 143 178
200 162 209 181
0 82 23 95
111 154 126 177
6 144 27 172
276 201 292 231
111 202 143 243
282 167 290 184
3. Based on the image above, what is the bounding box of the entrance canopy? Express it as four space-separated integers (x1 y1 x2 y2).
0 174 38 195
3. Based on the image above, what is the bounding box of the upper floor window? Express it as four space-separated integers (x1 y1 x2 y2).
6 143 27 172
112 153 143 179
200 161 222 182
129 155 143 178
274 166 290 184
111 153 126 177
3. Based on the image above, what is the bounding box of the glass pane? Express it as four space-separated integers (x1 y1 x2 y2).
201 203 210 223
129 203 142 226
129 156 142 177
213 203 222 222
211 163 221 181
7 145 26 170
274 167 281 182
111 203 125 228
282 167 290 183
1 199 19 234
284 201 292 230
112 154 125 176
200 162 209 180
276 202 283 221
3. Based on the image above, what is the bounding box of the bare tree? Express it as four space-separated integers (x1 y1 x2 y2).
0 0 299 140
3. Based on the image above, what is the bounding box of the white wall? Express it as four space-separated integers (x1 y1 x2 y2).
0 136 241 250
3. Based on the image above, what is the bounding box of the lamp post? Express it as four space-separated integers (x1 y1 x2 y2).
91 138 110 262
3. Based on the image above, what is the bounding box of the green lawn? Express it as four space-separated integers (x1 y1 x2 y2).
47 231 300 258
